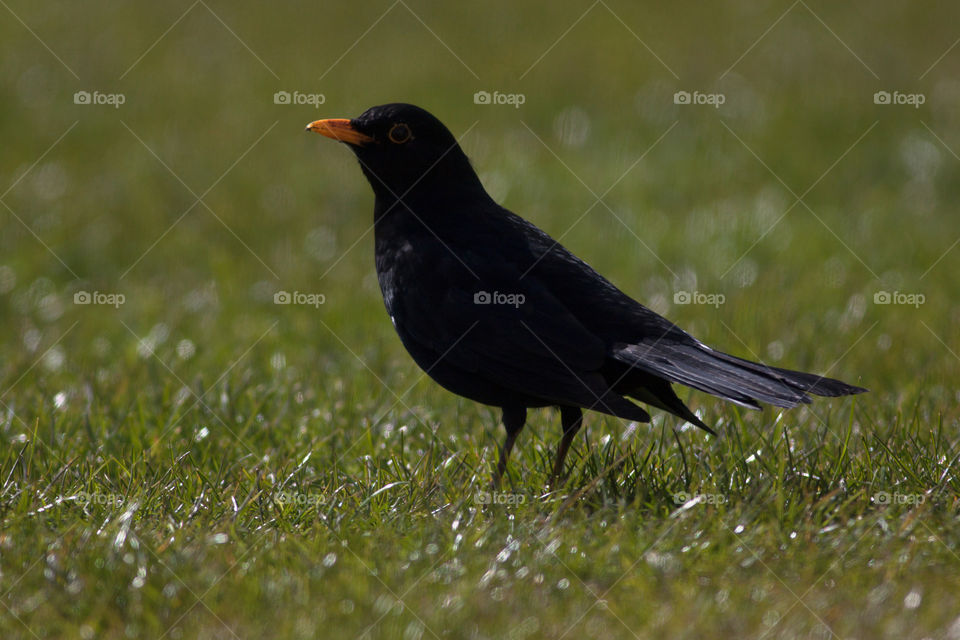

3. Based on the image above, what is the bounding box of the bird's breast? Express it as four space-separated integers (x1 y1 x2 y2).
374 233 435 320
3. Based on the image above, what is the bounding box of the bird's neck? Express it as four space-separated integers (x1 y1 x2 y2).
367 161 492 223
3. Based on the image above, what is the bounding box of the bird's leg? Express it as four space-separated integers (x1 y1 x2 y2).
550 406 583 485
492 406 526 489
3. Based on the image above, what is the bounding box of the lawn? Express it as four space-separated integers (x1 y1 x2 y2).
2 1 960 638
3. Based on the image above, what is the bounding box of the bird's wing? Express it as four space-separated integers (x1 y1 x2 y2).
503 209 866 409
393 252 647 417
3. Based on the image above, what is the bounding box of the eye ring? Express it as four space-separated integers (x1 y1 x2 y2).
388 123 413 144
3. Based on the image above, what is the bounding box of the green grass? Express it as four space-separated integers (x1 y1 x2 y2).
3 1 960 637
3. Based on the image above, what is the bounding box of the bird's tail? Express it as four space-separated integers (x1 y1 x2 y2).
612 340 866 411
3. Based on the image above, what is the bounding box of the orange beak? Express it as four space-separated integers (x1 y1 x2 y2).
305 118 374 146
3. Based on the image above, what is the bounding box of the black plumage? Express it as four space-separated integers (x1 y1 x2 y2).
307 103 866 485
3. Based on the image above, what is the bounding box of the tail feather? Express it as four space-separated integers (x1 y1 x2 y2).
624 374 717 435
612 340 866 410
710 350 867 398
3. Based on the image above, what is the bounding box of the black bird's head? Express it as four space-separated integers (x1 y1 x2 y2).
307 103 486 204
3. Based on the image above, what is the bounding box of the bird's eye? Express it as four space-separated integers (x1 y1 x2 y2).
388 123 412 144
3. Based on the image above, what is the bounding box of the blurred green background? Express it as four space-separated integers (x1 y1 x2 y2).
2 1 960 638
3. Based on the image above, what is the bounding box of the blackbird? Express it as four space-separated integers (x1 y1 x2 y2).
307 103 866 486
